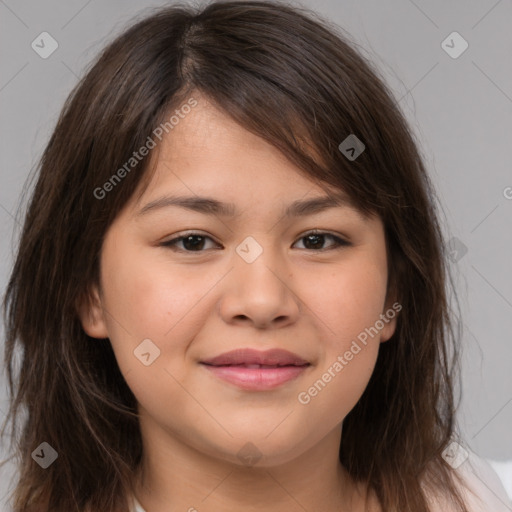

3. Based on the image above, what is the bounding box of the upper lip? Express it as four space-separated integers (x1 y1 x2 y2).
201 348 310 366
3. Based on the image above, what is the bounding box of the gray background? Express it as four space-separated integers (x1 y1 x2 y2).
1 0 511 508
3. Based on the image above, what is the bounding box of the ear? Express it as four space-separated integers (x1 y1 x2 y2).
380 247 402 342
379 288 401 343
379 301 399 343
76 284 109 339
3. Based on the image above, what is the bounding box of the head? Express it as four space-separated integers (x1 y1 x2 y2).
2 2 469 511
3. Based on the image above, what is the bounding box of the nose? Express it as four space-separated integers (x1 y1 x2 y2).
218 245 301 330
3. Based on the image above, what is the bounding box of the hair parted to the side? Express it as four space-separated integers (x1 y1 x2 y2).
1 1 472 511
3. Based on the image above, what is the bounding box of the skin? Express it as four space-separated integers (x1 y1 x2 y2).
78 93 396 512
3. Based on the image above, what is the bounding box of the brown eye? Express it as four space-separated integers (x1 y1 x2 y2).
161 233 220 252
293 231 351 251
160 230 351 254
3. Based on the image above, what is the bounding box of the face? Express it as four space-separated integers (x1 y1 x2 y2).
79 94 397 468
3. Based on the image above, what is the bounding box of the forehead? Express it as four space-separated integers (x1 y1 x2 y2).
123 94 373 226
134 97 333 204
131 98 300 197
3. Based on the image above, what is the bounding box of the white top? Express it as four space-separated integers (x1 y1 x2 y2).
129 450 512 511
131 495 145 512
447 449 512 511
488 458 512 502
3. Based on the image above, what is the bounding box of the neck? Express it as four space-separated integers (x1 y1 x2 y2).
132 418 360 512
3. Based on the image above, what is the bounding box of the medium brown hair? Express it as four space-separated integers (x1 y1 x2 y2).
2 1 472 510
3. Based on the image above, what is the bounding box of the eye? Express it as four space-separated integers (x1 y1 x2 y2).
161 232 220 252
160 230 350 253
292 230 351 251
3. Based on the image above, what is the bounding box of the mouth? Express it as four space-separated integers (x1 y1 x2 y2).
200 348 310 367
200 348 311 390
204 363 307 369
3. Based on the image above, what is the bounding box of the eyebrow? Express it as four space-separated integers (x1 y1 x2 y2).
135 193 353 219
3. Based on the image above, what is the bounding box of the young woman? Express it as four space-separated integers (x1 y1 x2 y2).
2 2 510 511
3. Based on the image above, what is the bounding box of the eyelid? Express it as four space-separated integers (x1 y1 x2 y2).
160 230 220 248
160 229 351 253
293 229 351 251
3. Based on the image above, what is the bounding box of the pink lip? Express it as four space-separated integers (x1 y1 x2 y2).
201 348 309 366
200 348 310 391
201 364 309 390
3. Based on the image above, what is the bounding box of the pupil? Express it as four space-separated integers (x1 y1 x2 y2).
184 235 204 251
305 234 323 249
181 234 326 251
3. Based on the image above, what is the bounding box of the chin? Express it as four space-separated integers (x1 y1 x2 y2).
204 434 310 469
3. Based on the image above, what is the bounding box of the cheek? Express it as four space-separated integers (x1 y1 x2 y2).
301 258 387 411
99 255 210 410
100 247 218 367
316 258 388 347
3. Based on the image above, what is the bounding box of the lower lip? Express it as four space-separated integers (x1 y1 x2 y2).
200 364 309 390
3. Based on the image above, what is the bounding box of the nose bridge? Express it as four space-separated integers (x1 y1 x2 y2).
234 233 288 293
219 233 300 327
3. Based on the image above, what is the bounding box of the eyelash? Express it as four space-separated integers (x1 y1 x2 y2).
160 230 351 253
